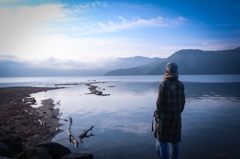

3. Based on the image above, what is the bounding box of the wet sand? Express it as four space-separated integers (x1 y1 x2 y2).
0 86 64 149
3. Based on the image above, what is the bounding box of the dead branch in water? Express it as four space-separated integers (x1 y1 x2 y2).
67 117 79 148
87 84 110 96
65 117 95 146
78 126 95 143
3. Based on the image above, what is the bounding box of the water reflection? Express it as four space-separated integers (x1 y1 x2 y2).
30 81 240 159
182 82 240 159
184 82 240 99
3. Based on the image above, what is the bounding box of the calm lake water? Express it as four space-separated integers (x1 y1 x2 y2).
1 75 240 159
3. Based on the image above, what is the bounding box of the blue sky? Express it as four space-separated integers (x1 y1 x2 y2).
0 0 239 69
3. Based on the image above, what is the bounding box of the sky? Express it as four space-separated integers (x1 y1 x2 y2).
0 0 240 70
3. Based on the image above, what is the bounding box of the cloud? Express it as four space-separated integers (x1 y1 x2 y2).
95 16 187 33
70 1 107 14
1 1 237 70
0 0 16 2
0 4 64 29
0 4 64 38
29 56 108 70
0 55 18 61
0 4 65 54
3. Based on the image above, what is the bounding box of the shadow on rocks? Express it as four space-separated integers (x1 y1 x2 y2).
0 140 94 159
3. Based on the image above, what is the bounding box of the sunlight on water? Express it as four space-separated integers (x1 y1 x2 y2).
1 75 240 159
0 74 240 87
27 77 240 159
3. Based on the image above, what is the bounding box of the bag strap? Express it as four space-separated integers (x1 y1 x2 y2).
152 112 154 132
152 111 158 132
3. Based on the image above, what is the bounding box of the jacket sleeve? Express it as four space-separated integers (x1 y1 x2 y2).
156 83 165 112
181 84 185 112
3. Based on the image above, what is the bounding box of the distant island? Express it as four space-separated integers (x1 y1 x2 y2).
104 47 240 76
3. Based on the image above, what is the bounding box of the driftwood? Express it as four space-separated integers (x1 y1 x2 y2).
38 119 43 126
78 126 95 143
22 97 36 104
67 117 79 148
65 117 95 147
37 119 51 134
56 100 61 105
87 84 110 96
23 108 34 116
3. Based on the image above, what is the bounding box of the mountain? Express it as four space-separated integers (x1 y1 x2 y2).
104 58 165 75
104 48 240 75
103 56 161 70
0 60 101 77
2 48 240 77
0 56 160 77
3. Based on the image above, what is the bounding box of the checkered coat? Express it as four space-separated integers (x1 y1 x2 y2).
155 74 185 143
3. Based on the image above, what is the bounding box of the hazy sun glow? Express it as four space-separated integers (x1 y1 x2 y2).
0 0 239 69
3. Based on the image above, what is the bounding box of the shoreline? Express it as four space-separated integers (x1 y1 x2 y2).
0 86 64 149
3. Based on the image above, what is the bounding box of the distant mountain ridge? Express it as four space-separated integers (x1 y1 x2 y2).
104 56 161 70
0 55 161 77
104 47 240 75
1 48 240 77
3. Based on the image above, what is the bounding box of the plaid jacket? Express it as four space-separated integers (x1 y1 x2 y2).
155 76 185 143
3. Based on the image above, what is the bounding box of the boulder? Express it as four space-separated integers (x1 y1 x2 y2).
0 138 25 156
60 153 94 159
0 142 11 157
17 147 52 159
36 142 71 159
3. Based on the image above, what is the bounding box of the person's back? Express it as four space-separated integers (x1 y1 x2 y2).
157 79 184 114
154 62 185 159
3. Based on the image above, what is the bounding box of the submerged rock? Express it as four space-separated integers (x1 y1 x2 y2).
17 147 52 159
0 140 94 159
60 153 94 159
0 142 11 158
36 142 71 159
0 138 25 158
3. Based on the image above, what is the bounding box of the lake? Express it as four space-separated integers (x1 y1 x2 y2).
1 75 240 159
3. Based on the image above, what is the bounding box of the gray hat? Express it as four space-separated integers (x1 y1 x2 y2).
166 62 178 74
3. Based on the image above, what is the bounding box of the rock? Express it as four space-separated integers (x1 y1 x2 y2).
0 142 10 158
0 156 11 159
17 147 52 159
60 153 94 159
13 114 27 120
36 142 71 159
0 138 25 156
213 153 233 159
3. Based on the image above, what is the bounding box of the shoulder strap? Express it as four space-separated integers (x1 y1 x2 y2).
152 111 158 132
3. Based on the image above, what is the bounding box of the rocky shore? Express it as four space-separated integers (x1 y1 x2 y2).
0 87 62 148
0 86 94 159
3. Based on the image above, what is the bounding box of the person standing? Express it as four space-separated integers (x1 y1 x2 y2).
153 62 185 159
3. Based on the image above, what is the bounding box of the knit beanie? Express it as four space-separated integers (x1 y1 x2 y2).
166 62 178 74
